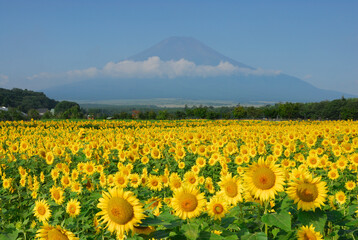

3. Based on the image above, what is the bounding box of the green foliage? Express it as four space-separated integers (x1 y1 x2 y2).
0 88 58 113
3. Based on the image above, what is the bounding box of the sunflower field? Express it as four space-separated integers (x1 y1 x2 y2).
0 119 357 239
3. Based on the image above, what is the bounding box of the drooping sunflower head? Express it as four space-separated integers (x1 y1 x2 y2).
244 157 285 202
171 184 206 219
97 187 145 236
287 174 327 211
36 224 78 240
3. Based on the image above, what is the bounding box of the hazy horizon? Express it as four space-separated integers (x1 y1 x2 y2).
1 1 357 96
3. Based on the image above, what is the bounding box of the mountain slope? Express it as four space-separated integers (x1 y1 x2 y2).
43 37 355 103
128 36 253 68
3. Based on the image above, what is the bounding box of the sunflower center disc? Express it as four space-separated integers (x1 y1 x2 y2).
180 193 198 212
47 229 69 240
152 180 158 186
70 205 76 213
118 178 125 185
189 177 196 184
53 191 60 200
253 167 276 190
108 197 134 225
213 204 224 214
37 205 46 215
303 231 317 240
225 181 238 197
296 183 318 202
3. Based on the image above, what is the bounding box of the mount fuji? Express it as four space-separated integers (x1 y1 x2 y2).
43 37 354 103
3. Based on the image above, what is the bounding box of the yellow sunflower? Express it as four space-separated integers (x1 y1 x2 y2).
218 173 243 205
147 175 162 191
36 224 78 240
207 194 229 220
297 224 323 240
335 191 346 205
97 187 145 236
50 186 65 205
33 199 51 223
345 181 356 191
287 173 327 211
171 184 206 219
244 157 285 202
66 199 81 218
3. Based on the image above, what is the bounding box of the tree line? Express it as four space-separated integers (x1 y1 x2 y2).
1 88 357 121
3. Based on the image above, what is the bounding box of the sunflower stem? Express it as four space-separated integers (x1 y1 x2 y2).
264 200 269 236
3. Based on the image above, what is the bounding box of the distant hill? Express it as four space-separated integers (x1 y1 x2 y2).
0 88 58 113
43 37 356 103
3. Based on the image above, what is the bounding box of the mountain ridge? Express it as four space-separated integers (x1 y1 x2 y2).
43 36 356 102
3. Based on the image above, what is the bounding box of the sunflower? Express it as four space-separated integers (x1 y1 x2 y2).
132 226 155 236
114 172 128 188
50 186 65 205
61 175 71 189
71 181 82 194
335 191 346 205
45 152 54 165
350 153 358 166
218 173 242 205
33 199 51 223
147 175 162 191
145 197 162 216
297 224 323 240
66 199 81 218
130 174 141 188
287 173 327 211
345 181 356 191
207 194 229 220
36 224 78 240
97 187 145 236
244 157 285 202
184 171 199 186
327 169 339 180
169 173 182 191
171 184 206 219
84 162 96 175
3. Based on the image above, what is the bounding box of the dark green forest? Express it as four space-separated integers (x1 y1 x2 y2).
0 88 58 113
1 88 358 121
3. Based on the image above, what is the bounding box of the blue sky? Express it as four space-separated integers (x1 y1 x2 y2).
0 0 357 95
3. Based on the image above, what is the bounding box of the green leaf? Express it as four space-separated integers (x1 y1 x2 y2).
0 230 19 240
140 216 164 226
348 204 358 215
297 209 327 233
241 232 267 240
276 231 296 240
221 217 235 228
272 228 280 238
150 230 170 239
181 223 200 240
261 211 291 232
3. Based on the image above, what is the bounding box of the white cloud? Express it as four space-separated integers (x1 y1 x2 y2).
0 74 9 86
26 57 281 86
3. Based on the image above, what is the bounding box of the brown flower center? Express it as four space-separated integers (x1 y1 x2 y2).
37 205 46 215
225 181 238 198
252 167 276 190
108 197 134 225
48 228 69 240
296 183 318 202
179 193 198 212
213 204 224 214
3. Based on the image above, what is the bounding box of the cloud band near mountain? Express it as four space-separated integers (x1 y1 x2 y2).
28 56 280 82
